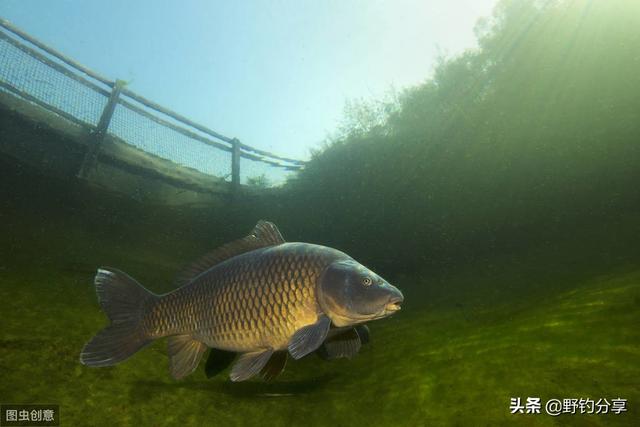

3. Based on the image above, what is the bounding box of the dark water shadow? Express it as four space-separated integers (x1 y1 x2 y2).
61 261 97 277
217 373 336 398
130 373 336 403
0 338 46 351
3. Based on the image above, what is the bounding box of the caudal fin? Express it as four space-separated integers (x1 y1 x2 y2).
80 268 157 367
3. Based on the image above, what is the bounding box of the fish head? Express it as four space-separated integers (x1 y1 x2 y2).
317 259 404 327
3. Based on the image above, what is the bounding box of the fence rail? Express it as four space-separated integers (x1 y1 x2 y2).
0 18 305 189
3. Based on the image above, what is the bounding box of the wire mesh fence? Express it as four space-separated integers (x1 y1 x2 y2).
0 19 304 188
0 34 107 128
108 100 232 178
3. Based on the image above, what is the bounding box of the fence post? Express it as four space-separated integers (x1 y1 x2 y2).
77 79 124 179
231 138 241 194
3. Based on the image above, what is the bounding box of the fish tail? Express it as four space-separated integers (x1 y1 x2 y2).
80 268 158 367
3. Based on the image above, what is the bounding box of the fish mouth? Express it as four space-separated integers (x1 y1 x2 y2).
384 296 403 313
385 302 402 312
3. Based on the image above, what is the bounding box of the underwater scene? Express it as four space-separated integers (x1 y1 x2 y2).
0 0 639 426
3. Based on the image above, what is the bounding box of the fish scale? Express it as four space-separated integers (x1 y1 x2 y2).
80 220 404 381
143 242 348 352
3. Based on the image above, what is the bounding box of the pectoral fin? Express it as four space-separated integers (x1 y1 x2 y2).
355 324 370 345
167 335 207 380
317 328 362 360
230 349 274 382
204 348 236 379
259 351 288 381
288 315 331 360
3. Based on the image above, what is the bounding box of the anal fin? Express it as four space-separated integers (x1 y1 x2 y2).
230 349 274 382
168 335 207 380
259 351 287 381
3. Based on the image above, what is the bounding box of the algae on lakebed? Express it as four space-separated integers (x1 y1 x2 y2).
0 250 637 426
1 0 639 424
0 145 637 427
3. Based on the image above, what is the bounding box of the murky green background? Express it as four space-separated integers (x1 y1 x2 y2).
1 1 639 426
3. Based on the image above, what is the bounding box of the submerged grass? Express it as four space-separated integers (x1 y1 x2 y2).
1 1 639 424
1 247 637 426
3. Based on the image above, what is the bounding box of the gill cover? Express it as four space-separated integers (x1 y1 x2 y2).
317 260 403 327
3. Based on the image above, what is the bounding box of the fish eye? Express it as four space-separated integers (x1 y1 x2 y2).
362 277 373 286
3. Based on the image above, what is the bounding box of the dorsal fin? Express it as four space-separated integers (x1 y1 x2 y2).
175 220 285 286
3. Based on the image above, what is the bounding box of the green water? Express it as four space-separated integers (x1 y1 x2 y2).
0 159 638 426
1 240 638 426
2 0 640 425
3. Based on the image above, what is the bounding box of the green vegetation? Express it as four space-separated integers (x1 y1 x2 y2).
276 0 640 275
1 233 637 426
246 173 272 189
0 0 638 425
